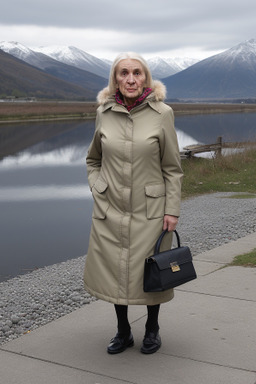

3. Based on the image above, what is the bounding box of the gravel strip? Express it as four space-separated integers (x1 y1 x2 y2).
0 192 255 345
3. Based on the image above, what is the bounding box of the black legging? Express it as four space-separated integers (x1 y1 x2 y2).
114 304 160 335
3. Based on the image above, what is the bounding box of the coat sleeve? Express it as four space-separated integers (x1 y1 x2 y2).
86 109 102 190
159 106 183 217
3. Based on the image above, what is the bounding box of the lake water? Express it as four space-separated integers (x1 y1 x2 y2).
0 113 256 281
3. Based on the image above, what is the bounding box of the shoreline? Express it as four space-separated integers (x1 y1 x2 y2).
1 102 256 123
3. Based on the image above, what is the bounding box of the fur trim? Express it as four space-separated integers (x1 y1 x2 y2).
96 86 111 105
152 80 166 101
97 80 166 105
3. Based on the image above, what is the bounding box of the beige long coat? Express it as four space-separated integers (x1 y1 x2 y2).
84 81 183 305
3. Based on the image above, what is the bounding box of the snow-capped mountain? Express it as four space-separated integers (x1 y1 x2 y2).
0 41 51 69
0 41 107 94
169 57 199 70
147 57 198 79
0 41 32 59
164 39 256 99
0 41 60 70
2 39 256 100
147 57 180 78
100 58 113 66
0 49 95 100
0 41 197 82
211 38 256 67
33 45 111 79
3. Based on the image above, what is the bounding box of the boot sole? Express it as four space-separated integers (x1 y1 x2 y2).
107 339 134 354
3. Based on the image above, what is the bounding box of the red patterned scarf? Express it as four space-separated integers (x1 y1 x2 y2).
115 87 152 111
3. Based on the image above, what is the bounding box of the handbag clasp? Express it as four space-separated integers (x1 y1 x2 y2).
170 262 180 272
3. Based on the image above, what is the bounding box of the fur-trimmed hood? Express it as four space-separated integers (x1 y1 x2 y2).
97 80 166 105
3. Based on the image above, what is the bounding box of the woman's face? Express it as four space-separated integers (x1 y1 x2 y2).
115 59 147 106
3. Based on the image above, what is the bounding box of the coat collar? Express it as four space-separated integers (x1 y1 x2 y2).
98 80 166 114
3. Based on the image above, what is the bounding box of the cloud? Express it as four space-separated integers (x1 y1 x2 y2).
1 0 256 59
2 0 255 31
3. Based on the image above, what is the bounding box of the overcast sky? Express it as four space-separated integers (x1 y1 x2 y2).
1 0 256 60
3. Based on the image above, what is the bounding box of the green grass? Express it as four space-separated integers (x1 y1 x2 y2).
181 148 256 199
181 148 256 268
230 249 256 267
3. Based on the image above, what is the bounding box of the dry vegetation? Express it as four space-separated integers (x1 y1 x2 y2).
0 101 97 121
181 147 256 199
1 101 256 122
171 102 256 115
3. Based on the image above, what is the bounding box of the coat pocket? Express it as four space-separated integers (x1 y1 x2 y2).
92 178 109 219
145 183 166 219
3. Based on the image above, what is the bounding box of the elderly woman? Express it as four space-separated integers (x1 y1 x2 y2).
84 52 183 354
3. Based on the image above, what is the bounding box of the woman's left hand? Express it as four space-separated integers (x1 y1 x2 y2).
163 215 178 232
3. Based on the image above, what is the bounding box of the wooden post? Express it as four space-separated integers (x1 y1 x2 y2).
216 136 222 157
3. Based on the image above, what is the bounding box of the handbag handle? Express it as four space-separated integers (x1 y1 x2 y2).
154 230 181 254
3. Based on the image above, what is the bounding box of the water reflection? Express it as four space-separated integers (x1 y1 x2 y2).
0 113 256 281
175 112 256 143
0 120 95 281
0 185 91 202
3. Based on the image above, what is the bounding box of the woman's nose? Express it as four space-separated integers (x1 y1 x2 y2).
127 73 135 83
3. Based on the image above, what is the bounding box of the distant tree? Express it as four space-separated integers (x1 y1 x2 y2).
11 89 26 98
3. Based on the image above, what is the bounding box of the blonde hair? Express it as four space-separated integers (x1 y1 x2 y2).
108 52 153 95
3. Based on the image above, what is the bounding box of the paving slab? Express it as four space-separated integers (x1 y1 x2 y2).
159 290 256 372
0 349 128 384
194 232 256 264
192 259 223 275
179 265 256 301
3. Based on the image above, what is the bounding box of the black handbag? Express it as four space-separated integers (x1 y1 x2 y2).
143 230 197 292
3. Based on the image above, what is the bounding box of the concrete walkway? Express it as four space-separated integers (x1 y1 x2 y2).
1 233 256 384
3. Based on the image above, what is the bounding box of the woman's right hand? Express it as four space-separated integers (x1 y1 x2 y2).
163 215 178 232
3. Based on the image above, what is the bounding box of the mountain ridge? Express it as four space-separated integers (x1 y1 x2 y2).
0 49 98 100
0 41 107 93
1 41 197 80
164 39 256 100
33 45 111 79
1 39 256 100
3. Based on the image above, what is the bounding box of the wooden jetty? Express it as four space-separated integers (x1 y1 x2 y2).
180 136 256 159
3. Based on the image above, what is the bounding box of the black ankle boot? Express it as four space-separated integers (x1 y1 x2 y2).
140 330 161 354
107 331 134 354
